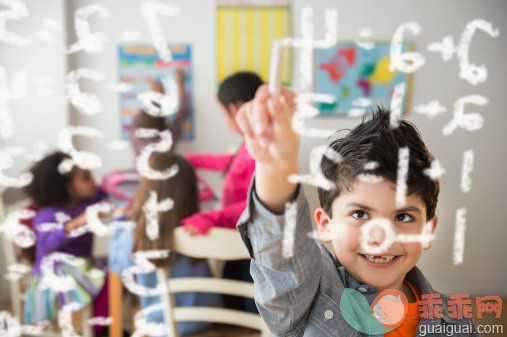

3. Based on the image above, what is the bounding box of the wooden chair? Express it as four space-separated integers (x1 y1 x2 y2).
155 227 270 337
0 187 93 337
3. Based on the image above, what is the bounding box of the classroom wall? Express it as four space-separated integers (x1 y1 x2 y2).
0 0 68 304
1 0 506 304
291 0 507 298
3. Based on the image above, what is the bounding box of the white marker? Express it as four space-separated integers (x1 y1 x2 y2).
122 250 170 296
396 147 410 208
423 159 446 181
141 2 180 62
453 207 467 266
135 129 178 180
293 93 336 138
356 28 375 50
58 126 103 173
67 4 111 54
268 39 284 97
288 145 342 191
58 302 81 337
282 200 297 258
0 0 33 45
390 83 406 129
0 208 35 248
414 100 447 119
389 22 425 73
66 68 105 115
0 147 33 187
458 19 500 86
428 35 456 62
442 95 488 136
143 191 174 241
460 149 474 193
34 17 62 42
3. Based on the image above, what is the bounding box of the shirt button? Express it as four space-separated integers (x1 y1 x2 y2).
357 287 367 293
324 310 333 320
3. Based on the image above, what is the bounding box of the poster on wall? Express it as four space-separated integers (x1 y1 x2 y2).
118 44 194 140
314 42 412 116
217 0 292 84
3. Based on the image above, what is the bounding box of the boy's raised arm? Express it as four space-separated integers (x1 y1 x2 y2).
236 85 299 213
236 85 322 335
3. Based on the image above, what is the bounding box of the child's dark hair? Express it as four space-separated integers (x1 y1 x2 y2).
135 108 167 131
24 151 74 207
217 71 263 113
318 107 440 221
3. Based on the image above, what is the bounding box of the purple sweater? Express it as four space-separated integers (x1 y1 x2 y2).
32 188 107 274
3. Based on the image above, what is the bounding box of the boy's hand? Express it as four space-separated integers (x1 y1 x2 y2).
236 85 300 213
236 85 299 168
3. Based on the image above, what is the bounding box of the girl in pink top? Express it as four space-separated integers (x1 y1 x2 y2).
181 72 263 314
181 72 262 236
183 144 255 234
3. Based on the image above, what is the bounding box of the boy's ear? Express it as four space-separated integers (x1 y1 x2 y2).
422 215 439 250
315 207 333 243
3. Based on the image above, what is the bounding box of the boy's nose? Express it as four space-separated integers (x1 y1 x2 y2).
368 226 386 245
360 219 396 254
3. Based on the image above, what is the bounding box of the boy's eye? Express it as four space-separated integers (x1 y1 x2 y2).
395 213 414 222
351 210 369 220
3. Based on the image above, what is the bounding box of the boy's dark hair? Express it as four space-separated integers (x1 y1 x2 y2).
318 107 440 221
24 151 74 207
217 71 263 113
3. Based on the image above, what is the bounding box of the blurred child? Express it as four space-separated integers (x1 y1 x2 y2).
182 71 262 313
116 152 221 336
23 152 108 335
130 68 189 158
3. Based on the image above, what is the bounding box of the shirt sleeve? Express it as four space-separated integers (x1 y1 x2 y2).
166 88 190 146
236 179 323 336
185 153 233 172
180 200 247 234
33 210 72 256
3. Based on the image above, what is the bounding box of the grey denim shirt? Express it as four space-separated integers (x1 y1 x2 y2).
237 181 478 337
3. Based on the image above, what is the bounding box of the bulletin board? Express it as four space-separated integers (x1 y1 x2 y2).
217 0 292 84
118 44 194 140
314 42 412 116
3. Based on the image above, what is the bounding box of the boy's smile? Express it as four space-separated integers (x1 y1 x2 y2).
315 179 438 295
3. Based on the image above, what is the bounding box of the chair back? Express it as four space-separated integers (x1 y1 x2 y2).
156 227 270 337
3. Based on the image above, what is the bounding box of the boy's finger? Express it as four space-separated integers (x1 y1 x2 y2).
254 84 271 103
268 95 291 126
280 86 297 107
252 95 272 136
279 86 297 113
245 133 271 153
236 103 254 138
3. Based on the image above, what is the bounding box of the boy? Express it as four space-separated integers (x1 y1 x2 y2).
234 86 478 336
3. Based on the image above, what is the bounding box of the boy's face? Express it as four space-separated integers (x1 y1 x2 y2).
315 179 438 292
